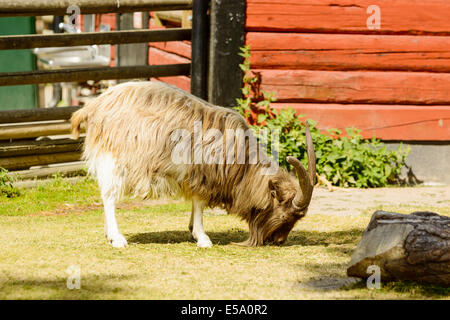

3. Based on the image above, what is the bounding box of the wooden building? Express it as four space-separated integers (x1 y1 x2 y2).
245 0 450 142
86 0 450 142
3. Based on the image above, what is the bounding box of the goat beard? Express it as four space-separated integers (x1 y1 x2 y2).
233 210 282 247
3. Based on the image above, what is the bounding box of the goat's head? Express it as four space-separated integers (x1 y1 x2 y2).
237 122 316 246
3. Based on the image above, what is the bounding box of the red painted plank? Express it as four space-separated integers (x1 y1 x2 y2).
150 41 191 59
247 32 450 72
151 75 190 92
246 0 450 35
148 47 190 91
255 69 450 105
99 13 116 31
271 103 450 141
148 47 190 65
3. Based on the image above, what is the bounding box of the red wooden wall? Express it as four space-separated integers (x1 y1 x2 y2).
246 0 450 141
85 2 450 141
148 15 191 91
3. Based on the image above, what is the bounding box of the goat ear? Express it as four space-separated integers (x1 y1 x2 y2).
269 179 282 201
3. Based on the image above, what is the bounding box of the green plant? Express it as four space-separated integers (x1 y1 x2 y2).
0 167 20 198
235 45 410 188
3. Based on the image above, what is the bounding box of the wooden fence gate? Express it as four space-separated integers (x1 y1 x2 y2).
0 0 221 179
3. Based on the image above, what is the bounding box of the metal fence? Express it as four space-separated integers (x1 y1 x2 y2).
0 0 209 178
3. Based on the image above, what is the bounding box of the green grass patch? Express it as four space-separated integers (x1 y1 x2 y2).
0 176 99 216
0 178 448 299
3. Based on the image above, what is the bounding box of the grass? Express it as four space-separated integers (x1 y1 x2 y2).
0 177 448 299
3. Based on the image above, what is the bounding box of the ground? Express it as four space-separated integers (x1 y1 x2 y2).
0 177 449 300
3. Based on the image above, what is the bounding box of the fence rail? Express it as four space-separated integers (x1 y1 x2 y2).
0 121 78 140
0 107 85 172
0 106 80 124
10 163 86 180
0 0 208 177
0 152 82 171
0 28 191 50
0 0 193 17
0 138 84 158
0 64 191 86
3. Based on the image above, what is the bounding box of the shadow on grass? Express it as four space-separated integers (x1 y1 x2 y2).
0 274 136 299
296 262 450 298
346 278 450 298
127 228 363 247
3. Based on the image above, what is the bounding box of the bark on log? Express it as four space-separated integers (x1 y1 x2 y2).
347 210 450 285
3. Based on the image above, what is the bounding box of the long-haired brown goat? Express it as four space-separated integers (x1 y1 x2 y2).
71 81 315 248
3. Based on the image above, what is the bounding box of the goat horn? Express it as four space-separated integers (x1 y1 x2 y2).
286 121 316 209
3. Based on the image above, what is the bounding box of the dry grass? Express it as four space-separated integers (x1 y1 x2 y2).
0 177 448 300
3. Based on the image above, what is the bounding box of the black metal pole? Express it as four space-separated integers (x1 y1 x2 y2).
208 0 245 107
190 0 208 100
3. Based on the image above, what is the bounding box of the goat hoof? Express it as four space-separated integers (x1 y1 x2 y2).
197 237 212 248
108 234 128 248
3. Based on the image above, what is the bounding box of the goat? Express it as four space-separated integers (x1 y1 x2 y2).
71 81 316 248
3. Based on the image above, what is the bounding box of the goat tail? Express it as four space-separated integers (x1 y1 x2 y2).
70 107 89 139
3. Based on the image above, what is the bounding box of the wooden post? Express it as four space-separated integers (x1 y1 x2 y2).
208 0 245 107
142 12 150 65
182 10 193 28
116 13 148 83
190 0 209 100
83 14 95 32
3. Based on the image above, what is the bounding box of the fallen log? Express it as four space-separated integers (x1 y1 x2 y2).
347 210 450 286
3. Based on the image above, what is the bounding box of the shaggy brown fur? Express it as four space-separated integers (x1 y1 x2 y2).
71 81 315 246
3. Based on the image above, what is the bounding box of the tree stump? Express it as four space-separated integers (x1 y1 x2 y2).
347 210 450 285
